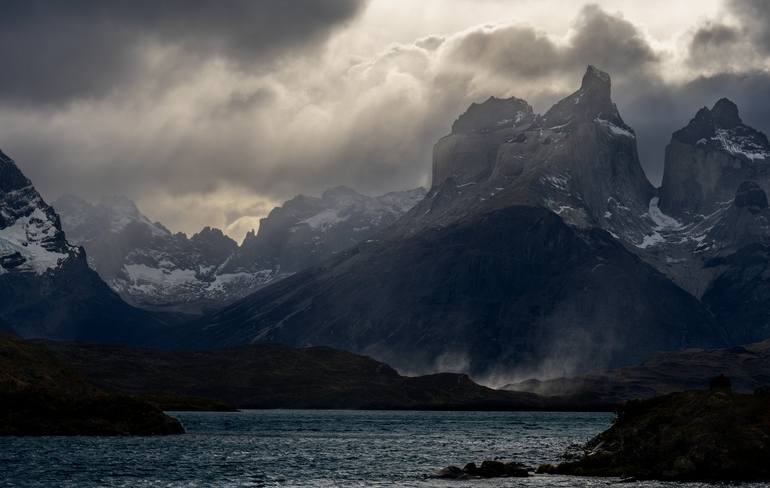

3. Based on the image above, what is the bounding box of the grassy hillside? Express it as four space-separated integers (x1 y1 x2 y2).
0 333 184 436
42 341 609 410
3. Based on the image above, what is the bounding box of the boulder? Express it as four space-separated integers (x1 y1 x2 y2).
434 466 464 479
435 460 530 479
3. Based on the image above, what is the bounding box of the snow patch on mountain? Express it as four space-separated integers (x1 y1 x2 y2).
637 231 666 249
647 197 683 230
595 117 635 138
712 129 769 161
543 175 569 190
0 207 69 274
0 153 78 277
301 208 348 230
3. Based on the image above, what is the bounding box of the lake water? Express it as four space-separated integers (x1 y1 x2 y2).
0 410 761 487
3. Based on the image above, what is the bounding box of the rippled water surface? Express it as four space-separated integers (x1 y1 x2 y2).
0 410 759 487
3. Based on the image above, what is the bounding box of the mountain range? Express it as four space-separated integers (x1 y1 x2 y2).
2 65 770 383
168 66 770 379
53 186 425 313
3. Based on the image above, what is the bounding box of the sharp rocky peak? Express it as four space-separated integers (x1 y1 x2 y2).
542 65 622 127
673 98 767 150
711 98 742 128
191 226 236 245
583 65 612 90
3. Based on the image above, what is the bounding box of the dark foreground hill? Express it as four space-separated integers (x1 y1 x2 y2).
41 340 609 411
0 333 183 436
539 387 770 481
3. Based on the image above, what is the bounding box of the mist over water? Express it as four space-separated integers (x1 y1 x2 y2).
2 410 765 487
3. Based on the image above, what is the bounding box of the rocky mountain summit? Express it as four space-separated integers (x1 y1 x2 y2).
660 98 770 217
403 65 654 241
55 186 425 313
0 150 164 342
412 70 770 348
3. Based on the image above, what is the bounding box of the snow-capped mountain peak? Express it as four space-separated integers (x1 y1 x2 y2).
0 150 77 275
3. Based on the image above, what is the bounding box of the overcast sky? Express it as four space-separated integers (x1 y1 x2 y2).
2 0 769 241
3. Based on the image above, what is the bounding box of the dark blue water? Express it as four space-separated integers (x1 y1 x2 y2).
0 410 759 487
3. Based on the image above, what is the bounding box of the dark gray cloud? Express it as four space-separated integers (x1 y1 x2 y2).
0 0 365 106
692 23 740 49
440 3 660 91
445 24 563 79
568 5 658 74
728 0 770 54
688 0 770 68
1 1 770 240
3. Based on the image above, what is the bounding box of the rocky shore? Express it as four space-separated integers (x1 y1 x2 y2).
435 460 531 479
538 378 770 481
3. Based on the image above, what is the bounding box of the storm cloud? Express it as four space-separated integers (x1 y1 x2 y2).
1 0 769 241
0 0 365 106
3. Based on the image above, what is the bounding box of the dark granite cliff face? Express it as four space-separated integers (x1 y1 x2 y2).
625 100 770 342
0 151 166 342
432 96 536 187
403 66 654 244
660 98 770 218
